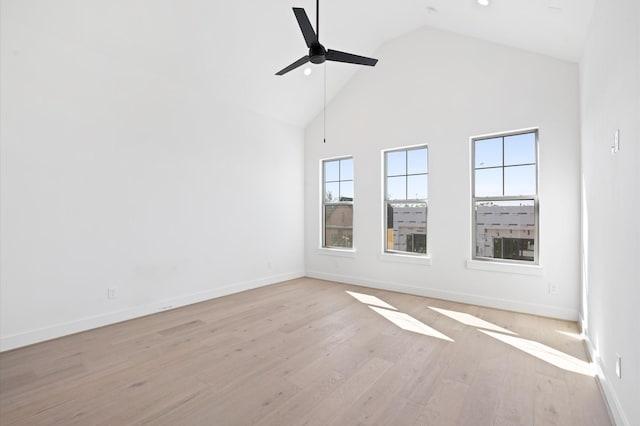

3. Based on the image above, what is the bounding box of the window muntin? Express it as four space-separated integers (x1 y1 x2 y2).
472 130 538 264
384 146 428 255
323 157 353 249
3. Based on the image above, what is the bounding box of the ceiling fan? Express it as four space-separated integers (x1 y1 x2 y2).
275 0 378 75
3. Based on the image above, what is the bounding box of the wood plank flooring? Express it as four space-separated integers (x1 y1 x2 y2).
0 278 612 425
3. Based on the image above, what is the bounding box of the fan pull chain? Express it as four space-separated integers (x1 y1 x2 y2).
323 62 326 143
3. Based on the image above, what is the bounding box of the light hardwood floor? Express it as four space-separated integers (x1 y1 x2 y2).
0 278 612 425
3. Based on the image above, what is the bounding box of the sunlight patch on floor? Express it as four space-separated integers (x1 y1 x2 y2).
429 307 516 335
556 330 584 340
479 330 595 376
346 291 397 310
369 306 454 342
344 291 596 376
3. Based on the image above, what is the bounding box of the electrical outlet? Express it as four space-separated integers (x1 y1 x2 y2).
615 354 622 379
549 281 559 294
107 288 118 299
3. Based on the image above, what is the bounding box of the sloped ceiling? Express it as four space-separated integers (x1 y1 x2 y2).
4 0 595 128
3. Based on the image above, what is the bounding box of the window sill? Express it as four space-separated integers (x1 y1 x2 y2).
317 248 357 258
379 252 432 265
466 259 543 276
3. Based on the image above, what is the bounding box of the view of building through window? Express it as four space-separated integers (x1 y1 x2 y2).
475 201 535 261
323 157 353 248
384 146 428 255
321 133 534 260
473 131 538 263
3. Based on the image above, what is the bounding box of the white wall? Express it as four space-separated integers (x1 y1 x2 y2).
0 3 305 351
580 0 640 424
305 27 581 321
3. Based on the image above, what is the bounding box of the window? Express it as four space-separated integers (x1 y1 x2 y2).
322 157 354 249
384 146 428 255
472 130 538 263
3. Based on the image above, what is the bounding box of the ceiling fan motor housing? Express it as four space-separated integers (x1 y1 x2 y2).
309 44 327 64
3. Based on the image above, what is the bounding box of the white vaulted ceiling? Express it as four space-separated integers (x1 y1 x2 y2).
3 0 595 127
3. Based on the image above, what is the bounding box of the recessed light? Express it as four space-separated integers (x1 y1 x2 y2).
303 67 312 76
478 0 489 6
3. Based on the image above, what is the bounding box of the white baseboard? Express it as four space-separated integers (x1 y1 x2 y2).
0 271 304 352
580 315 629 426
306 270 578 321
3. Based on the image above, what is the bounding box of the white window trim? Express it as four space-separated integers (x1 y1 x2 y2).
382 144 430 257
466 259 543 276
470 128 540 265
320 155 354 251
317 247 357 258
379 252 432 265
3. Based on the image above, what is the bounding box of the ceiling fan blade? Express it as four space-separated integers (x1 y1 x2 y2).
326 49 378 66
275 56 310 76
293 7 317 47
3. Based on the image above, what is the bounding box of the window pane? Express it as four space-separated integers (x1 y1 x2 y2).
475 168 503 196
325 182 339 202
340 180 354 200
386 176 406 200
324 160 339 182
386 151 406 176
475 200 535 261
407 174 428 199
324 205 353 248
407 148 428 174
386 202 427 254
340 158 353 181
504 165 536 196
504 133 536 166
475 137 503 169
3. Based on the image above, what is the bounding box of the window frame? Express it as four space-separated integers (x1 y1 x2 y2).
383 145 429 257
321 156 354 250
471 129 540 265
